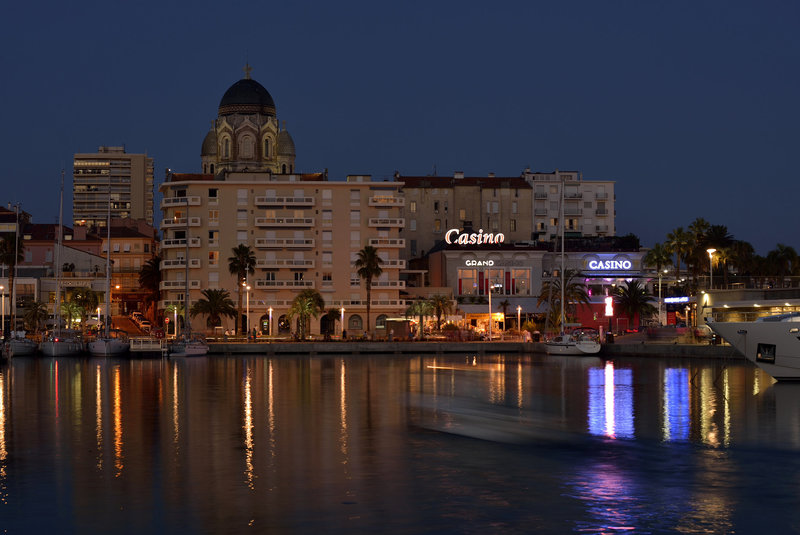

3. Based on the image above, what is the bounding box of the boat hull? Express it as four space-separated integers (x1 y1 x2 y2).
544 340 601 355
40 339 84 357
708 320 800 381
169 341 209 357
87 338 130 357
4 338 38 357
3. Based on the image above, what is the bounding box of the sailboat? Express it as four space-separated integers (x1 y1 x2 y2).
2 203 38 357
87 178 129 357
167 197 208 357
544 177 600 356
41 171 84 357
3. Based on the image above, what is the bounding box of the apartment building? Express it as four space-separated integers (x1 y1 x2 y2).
159 173 405 336
73 146 155 228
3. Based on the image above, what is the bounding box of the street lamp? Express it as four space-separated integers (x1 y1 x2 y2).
516 305 522 332
706 248 716 292
268 307 273 337
340 307 345 338
0 285 4 337
244 283 251 337
658 268 668 325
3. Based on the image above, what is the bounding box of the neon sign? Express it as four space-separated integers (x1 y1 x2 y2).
445 228 505 245
465 260 494 267
588 260 632 270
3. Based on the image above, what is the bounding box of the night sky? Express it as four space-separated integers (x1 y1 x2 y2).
2 0 797 254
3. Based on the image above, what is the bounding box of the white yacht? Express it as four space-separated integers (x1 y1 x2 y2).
3 335 38 357
708 313 800 381
168 334 209 357
544 330 602 355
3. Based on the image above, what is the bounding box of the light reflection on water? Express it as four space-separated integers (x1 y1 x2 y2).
0 353 799 533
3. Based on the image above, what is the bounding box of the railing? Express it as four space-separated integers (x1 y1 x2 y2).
160 196 201 208
381 259 406 269
161 216 201 228
368 218 404 227
159 280 201 290
369 196 405 206
255 238 315 248
254 280 315 289
162 237 201 248
371 280 406 288
256 258 315 268
255 217 315 227
254 196 314 207
595 209 608 216
368 238 405 248
161 258 201 269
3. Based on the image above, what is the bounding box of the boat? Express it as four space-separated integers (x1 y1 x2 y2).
544 329 601 355
168 333 209 357
544 177 601 356
87 176 129 357
41 171 85 357
166 198 208 358
708 313 800 381
3 334 38 357
129 336 167 358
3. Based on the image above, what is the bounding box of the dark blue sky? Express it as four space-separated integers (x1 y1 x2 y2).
2 0 798 254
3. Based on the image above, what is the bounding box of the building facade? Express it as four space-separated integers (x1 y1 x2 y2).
160 71 405 336
73 146 155 228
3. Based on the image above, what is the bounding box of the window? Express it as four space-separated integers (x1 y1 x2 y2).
434 219 441 232
237 189 248 205
550 218 558 227
113 243 120 252
444 201 448 213
123 243 131 252
208 188 218 198
350 190 360 204
144 244 150 253
376 314 387 329
263 138 270 158
348 315 363 331
223 138 230 158
322 252 333 266
208 230 218 245
209 210 219 225
237 210 247 226
409 220 416 231
322 231 332 243
459 209 466 221
512 201 518 214
208 251 219 267
350 210 360 225
510 219 516 231
409 200 417 213
236 230 247 244
411 240 417 256
294 272 304 281
322 210 332 226
350 273 360 286
350 231 360 246
492 202 499 213
434 201 439 214
264 272 275 282
208 272 219 288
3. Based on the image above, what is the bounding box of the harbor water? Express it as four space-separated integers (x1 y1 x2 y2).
1 352 799 534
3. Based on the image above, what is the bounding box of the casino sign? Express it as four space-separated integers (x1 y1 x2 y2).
582 254 636 273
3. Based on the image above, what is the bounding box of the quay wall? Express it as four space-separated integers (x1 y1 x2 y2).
205 341 744 359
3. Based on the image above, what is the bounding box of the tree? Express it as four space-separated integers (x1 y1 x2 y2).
71 287 99 330
405 299 433 339
22 299 48 335
767 244 798 283
287 289 325 340
497 299 510 330
537 269 590 333
138 254 162 322
322 308 340 338
613 280 657 328
60 301 84 330
428 294 452 330
228 245 256 334
354 245 383 334
190 289 236 331
643 242 672 274
666 227 692 281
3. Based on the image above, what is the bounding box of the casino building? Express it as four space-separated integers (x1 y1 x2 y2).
427 237 646 334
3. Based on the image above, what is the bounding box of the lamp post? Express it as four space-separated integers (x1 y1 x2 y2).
268 307 273 337
340 307 345 338
658 268 668 325
706 248 716 291
173 306 179 339
516 305 522 332
0 285 4 337
244 283 251 337
487 273 493 340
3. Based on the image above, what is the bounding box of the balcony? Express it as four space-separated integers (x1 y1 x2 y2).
534 208 548 216
160 196 201 208
596 192 609 200
565 192 583 199
254 196 314 207
534 192 548 199
564 208 583 216
255 237 315 249
595 209 608 216
255 280 315 289
255 217 315 227
162 237 201 249
368 218 404 228
160 280 201 290
368 238 405 248
596 225 609 233
371 280 406 288
381 259 406 269
256 258 315 268
161 258 201 270
161 216 201 229
369 195 404 207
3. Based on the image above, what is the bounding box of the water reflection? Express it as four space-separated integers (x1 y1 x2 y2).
0 354 797 533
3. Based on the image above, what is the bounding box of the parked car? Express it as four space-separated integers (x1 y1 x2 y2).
139 320 151 333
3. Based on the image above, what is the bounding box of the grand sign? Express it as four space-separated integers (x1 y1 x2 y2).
445 228 505 245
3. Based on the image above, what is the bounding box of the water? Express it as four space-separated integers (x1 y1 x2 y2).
1 353 800 534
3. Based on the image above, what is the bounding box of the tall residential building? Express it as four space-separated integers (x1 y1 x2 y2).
398 169 616 258
73 146 155 228
160 69 405 336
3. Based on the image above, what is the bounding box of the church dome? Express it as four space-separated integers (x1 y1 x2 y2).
277 128 296 156
218 74 276 117
201 128 217 156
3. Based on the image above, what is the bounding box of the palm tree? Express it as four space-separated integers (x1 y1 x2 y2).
138 254 162 323
497 299 510 331
354 245 383 334
322 308 340 338
71 287 99 330
228 245 256 334
405 298 433 339
666 227 692 281
643 242 672 274
22 299 48 335
537 269 590 333
190 289 237 331
287 289 325 340
613 280 657 328
767 244 798 284
60 301 84 330
428 294 452 330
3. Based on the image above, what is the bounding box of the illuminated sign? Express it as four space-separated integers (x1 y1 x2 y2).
664 296 689 303
588 260 632 270
465 260 494 267
445 228 505 246
605 296 614 316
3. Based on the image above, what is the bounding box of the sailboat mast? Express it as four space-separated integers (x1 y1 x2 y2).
560 175 565 335
104 176 112 338
55 171 64 335
11 203 20 335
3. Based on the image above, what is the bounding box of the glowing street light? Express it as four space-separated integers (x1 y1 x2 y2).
0 285 4 337
658 268 668 325
244 282 251 336
707 248 716 292
268 307 273 337
516 305 522 331
340 307 345 338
